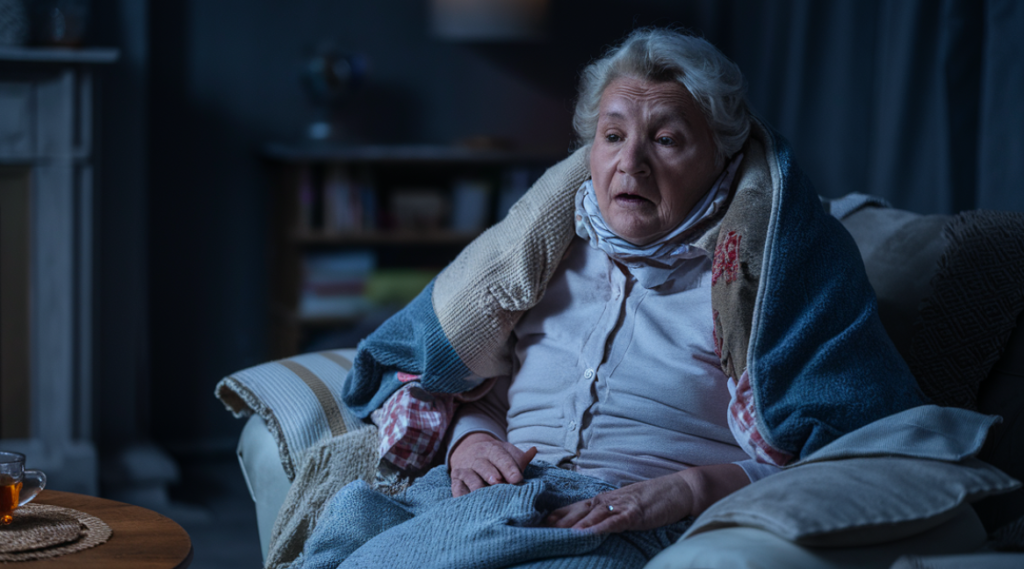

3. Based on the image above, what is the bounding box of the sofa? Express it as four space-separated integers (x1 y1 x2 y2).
219 199 1024 569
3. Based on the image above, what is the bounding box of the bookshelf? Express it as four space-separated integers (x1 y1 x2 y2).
264 142 564 357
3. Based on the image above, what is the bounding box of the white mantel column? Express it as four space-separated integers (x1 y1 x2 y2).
0 47 118 495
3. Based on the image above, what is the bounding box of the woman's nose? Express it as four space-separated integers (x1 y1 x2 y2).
618 138 650 176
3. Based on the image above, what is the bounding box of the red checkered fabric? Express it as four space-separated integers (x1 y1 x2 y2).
727 370 793 467
375 382 455 472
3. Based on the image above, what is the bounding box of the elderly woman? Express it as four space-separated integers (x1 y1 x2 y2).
447 29 766 532
300 28 926 569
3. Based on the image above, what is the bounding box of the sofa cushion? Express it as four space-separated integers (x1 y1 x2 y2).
890 552 1024 569
685 455 1016 548
973 311 1024 535
906 210 1024 410
839 206 950 366
840 207 1024 411
841 205 1024 538
682 406 1020 548
648 504 987 569
789 406 996 464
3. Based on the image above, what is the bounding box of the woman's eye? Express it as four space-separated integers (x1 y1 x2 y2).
605 134 621 142
657 136 675 145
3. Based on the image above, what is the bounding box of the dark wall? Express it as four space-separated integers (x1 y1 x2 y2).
92 0 150 452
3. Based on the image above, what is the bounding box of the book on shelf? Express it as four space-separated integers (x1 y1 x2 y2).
296 162 547 238
299 250 376 319
390 188 448 231
298 251 440 321
365 269 438 306
324 165 363 233
298 165 378 234
496 167 542 221
450 178 492 234
299 166 316 232
358 172 377 234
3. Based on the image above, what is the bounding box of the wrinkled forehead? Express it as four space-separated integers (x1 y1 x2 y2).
598 77 701 125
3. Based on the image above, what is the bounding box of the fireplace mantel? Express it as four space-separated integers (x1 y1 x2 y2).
0 47 118 495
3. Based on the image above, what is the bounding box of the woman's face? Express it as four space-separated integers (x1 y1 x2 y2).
590 76 722 246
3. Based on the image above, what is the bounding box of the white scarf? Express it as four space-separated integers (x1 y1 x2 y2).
574 153 744 289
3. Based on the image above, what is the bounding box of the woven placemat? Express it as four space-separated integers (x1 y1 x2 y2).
0 507 80 553
0 503 112 562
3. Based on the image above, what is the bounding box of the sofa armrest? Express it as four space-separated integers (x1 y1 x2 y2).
238 414 293 562
217 348 361 480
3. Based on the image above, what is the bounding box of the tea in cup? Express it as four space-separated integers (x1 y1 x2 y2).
0 451 46 525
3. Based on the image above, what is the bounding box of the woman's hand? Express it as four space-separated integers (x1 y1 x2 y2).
449 432 537 497
544 463 749 534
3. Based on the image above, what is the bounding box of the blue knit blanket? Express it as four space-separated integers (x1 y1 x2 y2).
298 463 690 569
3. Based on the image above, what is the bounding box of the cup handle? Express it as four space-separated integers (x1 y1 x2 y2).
18 470 46 507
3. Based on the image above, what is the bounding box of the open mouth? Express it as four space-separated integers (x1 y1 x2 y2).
614 192 652 206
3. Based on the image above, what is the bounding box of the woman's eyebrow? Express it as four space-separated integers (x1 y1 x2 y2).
600 108 690 125
600 110 627 121
650 108 692 128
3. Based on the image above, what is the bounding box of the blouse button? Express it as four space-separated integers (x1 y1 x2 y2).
584 368 595 380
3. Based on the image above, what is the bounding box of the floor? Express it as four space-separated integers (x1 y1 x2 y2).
160 451 265 569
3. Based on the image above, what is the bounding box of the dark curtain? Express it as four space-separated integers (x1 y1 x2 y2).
707 0 1024 215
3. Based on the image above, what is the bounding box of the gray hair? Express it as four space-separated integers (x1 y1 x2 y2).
573 28 750 164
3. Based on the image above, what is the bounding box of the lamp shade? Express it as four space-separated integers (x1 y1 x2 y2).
431 0 547 42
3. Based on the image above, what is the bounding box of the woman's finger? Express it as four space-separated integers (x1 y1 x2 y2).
485 447 524 484
451 477 472 498
546 500 594 529
544 509 567 526
570 506 613 531
452 468 488 494
473 455 511 485
578 512 628 534
516 446 538 474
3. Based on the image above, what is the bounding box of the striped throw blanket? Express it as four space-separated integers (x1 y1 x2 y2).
216 349 363 480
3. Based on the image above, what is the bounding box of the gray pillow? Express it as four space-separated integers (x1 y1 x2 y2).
839 206 950 365
683 406 1020 548
685 455 1019 548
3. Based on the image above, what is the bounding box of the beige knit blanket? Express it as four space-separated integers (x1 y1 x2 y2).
266 424 379 569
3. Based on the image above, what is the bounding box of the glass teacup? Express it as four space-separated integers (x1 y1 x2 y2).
0 451 46 525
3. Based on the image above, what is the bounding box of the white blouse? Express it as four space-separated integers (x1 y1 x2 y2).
448 236 779 487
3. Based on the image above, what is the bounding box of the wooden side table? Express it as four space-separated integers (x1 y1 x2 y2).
18 490 193 568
